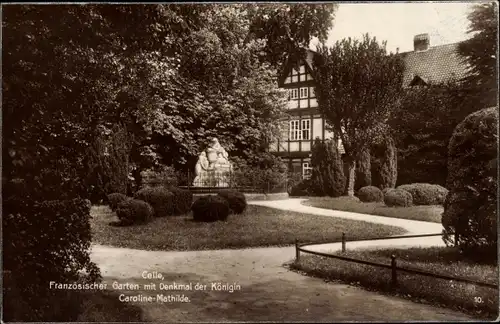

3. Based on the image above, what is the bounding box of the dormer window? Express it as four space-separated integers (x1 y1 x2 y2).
409 75 428 87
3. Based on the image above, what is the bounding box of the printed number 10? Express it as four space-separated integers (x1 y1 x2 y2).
474 297 484 303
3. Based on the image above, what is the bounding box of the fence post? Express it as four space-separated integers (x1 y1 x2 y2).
187 170 190 189
391 255 398 287
295 239 300 262
341 232 346 252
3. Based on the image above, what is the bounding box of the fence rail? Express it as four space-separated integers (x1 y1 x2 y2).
296 232 445 248
175 170 304 194
295 233 498 290
178 186 263 194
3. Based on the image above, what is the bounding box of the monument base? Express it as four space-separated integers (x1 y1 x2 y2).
192 169 232 187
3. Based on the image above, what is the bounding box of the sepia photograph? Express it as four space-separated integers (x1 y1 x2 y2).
1 1 499 322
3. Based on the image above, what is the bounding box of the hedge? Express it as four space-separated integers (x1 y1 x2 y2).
356 186 383 202
3 198 101 321
217 190 247 214
116 199 154 225
107 193 129 211
383 188 413 207
442 107 498 260
191 195 230 222
169 187 193 215
134 187 174 217
397 183 448 205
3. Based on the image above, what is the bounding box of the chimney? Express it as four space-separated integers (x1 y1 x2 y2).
413 33 430 52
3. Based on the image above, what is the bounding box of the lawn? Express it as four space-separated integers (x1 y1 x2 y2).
90 205 406 251
303 196 443 223
290 246 498 319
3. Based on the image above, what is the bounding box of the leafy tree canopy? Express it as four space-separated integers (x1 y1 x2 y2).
3 3 337 186
312 34 405 159
312 34 405 194
458 2 498 108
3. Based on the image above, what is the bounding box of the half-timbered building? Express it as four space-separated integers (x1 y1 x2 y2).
270 33 468 179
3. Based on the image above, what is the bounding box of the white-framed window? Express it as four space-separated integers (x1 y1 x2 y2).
301 119 310 140
289 88 299 99
299 87 308 98
303 162 312 179
290 120 300 140
289 119 311 140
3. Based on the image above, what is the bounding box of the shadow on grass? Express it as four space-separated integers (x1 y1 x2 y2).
290 246 498 320
3 288 144 322
77 290 145 322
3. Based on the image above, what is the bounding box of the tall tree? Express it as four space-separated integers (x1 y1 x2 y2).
312 34 405 196
458 2 498 109
310 138 327 196
371 135 398 190
355 146 371 191
322 139 346 197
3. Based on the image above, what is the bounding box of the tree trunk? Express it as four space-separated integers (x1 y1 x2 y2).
343 156 356 196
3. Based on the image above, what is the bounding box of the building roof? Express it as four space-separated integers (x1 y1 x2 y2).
399 42 469 87
282 42 469 88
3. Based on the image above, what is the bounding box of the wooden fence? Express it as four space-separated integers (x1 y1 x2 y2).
295 233 498 289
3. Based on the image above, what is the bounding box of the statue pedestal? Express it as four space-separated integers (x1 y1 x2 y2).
193 166 232 187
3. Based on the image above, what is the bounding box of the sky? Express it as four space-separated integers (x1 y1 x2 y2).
310 2 476 53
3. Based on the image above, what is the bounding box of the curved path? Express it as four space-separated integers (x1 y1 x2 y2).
90 199 473 322
250 198 447 253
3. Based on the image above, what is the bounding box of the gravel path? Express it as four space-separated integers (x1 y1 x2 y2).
249 198 447 253
90 199 474 322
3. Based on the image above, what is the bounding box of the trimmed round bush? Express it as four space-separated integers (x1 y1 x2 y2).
442 107 498 259
107 193 129 211
217 190 247 214
191 195 230 222
134 187 174 217
356 186 383 202
169 187 193 215
382 187 393 195
396 183 448 205
116 199 154 225
384 189 413 207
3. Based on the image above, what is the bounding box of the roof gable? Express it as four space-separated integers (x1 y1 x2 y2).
278 49 317 87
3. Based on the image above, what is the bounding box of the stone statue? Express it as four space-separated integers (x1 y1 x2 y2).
206 137 230 168
193 138 232 187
